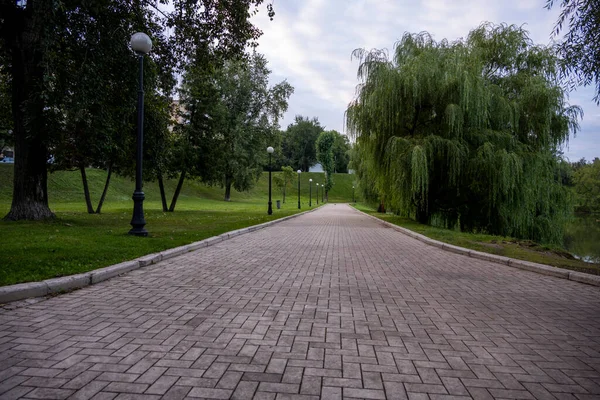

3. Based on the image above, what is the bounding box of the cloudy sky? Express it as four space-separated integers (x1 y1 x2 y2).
251 0 599 162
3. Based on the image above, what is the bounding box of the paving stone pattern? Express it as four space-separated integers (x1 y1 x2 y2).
1 204 599 400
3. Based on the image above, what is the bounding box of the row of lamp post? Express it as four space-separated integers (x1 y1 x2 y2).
128 31 347 235
265 148 331 214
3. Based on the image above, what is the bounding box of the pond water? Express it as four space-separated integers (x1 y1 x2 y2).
564 214 600 264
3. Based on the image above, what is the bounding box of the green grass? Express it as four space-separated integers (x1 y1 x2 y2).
354 203 600 276
0 165 356 286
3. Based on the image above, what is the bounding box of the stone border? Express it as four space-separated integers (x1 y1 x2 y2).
352 206 600 287
0 205 324 304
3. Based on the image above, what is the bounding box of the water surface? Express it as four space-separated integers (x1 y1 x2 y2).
564 214 600 264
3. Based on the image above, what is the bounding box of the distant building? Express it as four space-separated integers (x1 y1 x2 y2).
309 163 324 173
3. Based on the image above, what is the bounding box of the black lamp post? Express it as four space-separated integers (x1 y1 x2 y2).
352 185 355 203
129 32 152 237
316 183 319 205
267 146 274 215
309 179 312 207
297 169 301 209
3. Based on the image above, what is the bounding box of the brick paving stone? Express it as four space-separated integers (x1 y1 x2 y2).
68 380 110 400
187 387 232 398
1 204 599 399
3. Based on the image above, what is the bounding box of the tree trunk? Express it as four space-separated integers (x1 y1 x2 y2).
80 165 94 214
224 175 232 201
157 170 168 212
377 201 386 213
95 164 112 214
3 4 55 221
168 170 186 212
282 186 286 203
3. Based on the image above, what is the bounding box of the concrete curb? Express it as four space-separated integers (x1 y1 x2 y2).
353 206 600 287
0 205 325 304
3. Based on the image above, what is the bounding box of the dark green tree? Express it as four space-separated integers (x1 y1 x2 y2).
0 62 11 154
546 0 600 103
573 158 600 213
316 130 335 201
346 23 581 243
282 116 323 171
0 0 273 220
331 130 351 173
182 52 292 202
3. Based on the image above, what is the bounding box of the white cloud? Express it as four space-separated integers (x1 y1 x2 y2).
253 0 599 160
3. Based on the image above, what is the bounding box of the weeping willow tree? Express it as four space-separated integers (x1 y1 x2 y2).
346 23 581 244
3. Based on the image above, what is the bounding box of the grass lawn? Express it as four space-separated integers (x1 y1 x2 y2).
354 203 600 276
0 165 356 286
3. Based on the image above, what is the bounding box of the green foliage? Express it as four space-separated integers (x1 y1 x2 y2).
346 23 580 244
0 65 11 151
316 131 336 194
331 130 351 173
274 166 295 202
573 158 600 213
281 116 324 171
0 0 274 220
547 0 600 103
181 52 293 201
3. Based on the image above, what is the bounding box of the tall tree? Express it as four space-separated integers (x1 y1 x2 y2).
0 61 11 153
0 0 273 220
183 52 292 202
316 130 335 201
546 0 600 103
279 166 295 203
282 116 323 172
346 23 581 244
573 158 600 213
331 130 351 173
49 2 168 214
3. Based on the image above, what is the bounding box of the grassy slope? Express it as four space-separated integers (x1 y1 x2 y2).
0 166 356 210
354 204 600 275
0 165 356 285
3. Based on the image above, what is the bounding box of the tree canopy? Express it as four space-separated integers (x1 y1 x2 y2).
346 23 581 244
572 158 600 213
546 0 600 103
316 130 335 197
0 0 273 220
180 52 293 201
281 116 324 172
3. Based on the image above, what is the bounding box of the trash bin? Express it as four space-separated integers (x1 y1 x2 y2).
276 200 281 209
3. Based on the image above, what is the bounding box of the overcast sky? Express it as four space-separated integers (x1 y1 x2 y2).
251 0 599 162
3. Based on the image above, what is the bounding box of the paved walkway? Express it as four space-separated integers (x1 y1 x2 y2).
1 204 599 400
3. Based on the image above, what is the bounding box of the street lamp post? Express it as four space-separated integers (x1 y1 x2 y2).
267 146 274 215
309 179 312 207
316 183 319 205
297 169 301 209
129 32 152 237
352 185 355 203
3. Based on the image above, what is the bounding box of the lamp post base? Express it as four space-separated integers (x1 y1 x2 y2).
129 190 148 236
268 201 273 215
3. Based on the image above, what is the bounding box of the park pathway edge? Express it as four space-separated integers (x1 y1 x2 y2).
0 205 323 304
352 205 600 287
